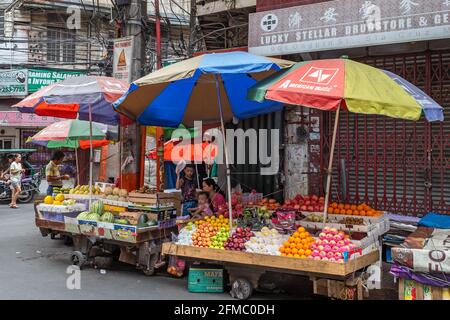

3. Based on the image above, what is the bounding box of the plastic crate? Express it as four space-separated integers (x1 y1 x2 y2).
158 218 176 229
188 268 224 293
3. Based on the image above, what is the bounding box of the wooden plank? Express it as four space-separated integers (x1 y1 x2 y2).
162 243 379 277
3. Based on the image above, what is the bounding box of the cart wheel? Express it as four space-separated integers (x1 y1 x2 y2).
230 278 253 300
71 251 86 269
50 233 56 240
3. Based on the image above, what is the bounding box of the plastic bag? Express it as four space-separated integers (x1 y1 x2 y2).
167 256 185 277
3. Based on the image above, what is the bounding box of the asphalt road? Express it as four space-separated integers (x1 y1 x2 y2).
0 203 304 300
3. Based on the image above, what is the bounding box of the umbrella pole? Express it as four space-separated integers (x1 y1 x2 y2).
214 74 233 231
75 149 80 186
88 104 93 210
323 105 341 223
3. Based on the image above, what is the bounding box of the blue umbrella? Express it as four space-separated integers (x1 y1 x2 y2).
114 51 294 226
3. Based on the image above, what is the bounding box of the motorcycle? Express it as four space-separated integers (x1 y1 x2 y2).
0 172 42 203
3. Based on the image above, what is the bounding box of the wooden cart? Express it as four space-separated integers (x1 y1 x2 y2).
162 243 380 300
35 202 177 276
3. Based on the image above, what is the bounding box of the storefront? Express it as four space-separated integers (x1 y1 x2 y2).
248 0 450 215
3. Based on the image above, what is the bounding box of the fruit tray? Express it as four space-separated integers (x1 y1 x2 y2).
301 211 386 222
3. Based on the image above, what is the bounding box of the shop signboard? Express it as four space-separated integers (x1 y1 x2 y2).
0 69 27 97
0 111 63 127
28 68 85 93
113 36 134 83
249 0 450 56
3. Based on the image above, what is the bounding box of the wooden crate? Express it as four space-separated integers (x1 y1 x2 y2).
398 278 450 300
128 192 176 205
312 278 363 300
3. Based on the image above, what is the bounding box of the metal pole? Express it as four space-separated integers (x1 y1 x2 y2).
75 149 80 185
323 105 341 223
88 104 93 210
214 74 233 231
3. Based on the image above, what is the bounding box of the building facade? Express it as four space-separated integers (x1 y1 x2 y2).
248 0 450 216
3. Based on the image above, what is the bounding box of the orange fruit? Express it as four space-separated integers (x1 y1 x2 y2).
353 210 360 216
287 253 293 257
357 204 364 211
300 232 307 239
338 204 344 209
293 232 300 238
331 202 338 208
298 227 306 233
305 249 312 256
293 254 300 258
298 249 305 256
291 248 298 254
284 248 291 254
300 255 306 259
279 247 285 253
340 209 347 215
350 205 357 210
290 243 296 249
281 253 287 257
346 209 353 215
359 210 366 216
328 207 334 214
283 241 290 247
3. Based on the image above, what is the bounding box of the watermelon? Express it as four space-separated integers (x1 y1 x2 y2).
90 200 104 215
101 211 115 223
87 212 101 221
76 211 90 220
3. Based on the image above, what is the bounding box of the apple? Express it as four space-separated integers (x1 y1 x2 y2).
324 245 332 252
318 245 324 251
337 240 345 246
319 251 327 257
314 256 321 261
332 246 339 252
307 206 314 211
329 240 336 246
329 257 336 262
334 252 342 259
311 195 318 202
321 257 329 261
327 252 334 258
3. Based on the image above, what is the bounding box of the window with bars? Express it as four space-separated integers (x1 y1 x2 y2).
47 27 76 63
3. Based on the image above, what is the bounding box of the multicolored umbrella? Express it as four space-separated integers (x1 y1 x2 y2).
12 76 129 125
249 58 444 222
114 51 294 228
113 51 294 127
28 138 110 150
30 119 106 142
249 58 444 121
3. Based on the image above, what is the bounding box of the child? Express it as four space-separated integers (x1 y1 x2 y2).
189 192 214 218
176 165 197 216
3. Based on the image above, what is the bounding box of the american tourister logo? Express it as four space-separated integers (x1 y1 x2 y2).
300 67 340 85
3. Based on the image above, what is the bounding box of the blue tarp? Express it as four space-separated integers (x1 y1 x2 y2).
418 212 450 229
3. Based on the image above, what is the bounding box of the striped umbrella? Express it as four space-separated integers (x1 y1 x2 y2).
249 58 444 221
12 76 128 125
114 51 294 227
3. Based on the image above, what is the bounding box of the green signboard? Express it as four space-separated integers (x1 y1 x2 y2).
28 68 85 92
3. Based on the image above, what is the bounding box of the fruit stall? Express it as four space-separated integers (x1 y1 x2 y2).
161 193 387 300
35 186 181 275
